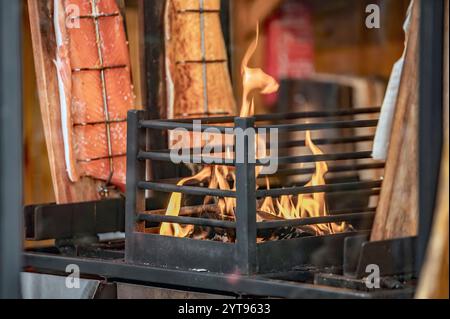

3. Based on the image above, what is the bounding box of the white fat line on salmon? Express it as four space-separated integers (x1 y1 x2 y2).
54 0 79 182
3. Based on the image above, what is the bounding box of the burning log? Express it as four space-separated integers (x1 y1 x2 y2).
149 204 219 217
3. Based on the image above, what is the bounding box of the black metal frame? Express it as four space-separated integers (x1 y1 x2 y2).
126 108 384 275
417 0 445 273
24 199 126 241
0 0 23 299
23 252 415 299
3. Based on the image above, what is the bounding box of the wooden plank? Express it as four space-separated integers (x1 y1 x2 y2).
28 0 111 203
370 0 420 241
138 0 178 181
23 3 55 205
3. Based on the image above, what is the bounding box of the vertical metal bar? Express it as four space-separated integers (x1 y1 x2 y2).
199 0 209 114
0 0 22 299
234 117 257 275
418 0 445 274
125 110 147 262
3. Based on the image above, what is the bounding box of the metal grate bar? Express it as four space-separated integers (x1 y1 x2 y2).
138 150 377 166
259 119 378 132
270 151 376 165
136 211 375 231
161 107 381 124
144 135 377 156
256 180 382 198
257 212 375 230
276 135 376 148
136 180 381 198
137 181 237 198
137 150 235 165
139 119 378 133
138 213 236 229
263 162 385 177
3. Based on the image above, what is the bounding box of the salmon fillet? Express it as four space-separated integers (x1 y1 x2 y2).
164 0 236 150
54 0 135 192
165 0 236 118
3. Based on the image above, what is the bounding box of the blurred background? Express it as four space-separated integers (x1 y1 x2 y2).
22 0 409 204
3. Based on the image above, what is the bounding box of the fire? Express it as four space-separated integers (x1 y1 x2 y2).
160 24 346 238
240 24 279 117
259 131 347 235
160 167 212 237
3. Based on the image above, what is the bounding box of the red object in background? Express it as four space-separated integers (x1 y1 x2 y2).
264 1 315 105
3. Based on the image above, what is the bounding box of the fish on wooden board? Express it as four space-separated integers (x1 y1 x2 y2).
164 0 236 119
53 0 135 192
164 0 237 151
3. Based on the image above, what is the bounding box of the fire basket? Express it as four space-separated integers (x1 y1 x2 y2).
125 107 384 275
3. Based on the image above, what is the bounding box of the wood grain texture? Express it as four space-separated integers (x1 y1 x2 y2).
370 0 420 241
23 3 55 205
28 0 120 203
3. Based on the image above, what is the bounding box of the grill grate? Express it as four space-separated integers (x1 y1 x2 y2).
125 107 384 275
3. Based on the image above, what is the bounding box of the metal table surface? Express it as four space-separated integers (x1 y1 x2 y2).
24 252 414 299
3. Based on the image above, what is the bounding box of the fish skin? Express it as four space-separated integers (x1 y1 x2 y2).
55 0 135 188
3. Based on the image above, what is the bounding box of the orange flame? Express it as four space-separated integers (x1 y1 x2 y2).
160 25 346 238
240 24 279 117
259 131 347 235
160 167 212 237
